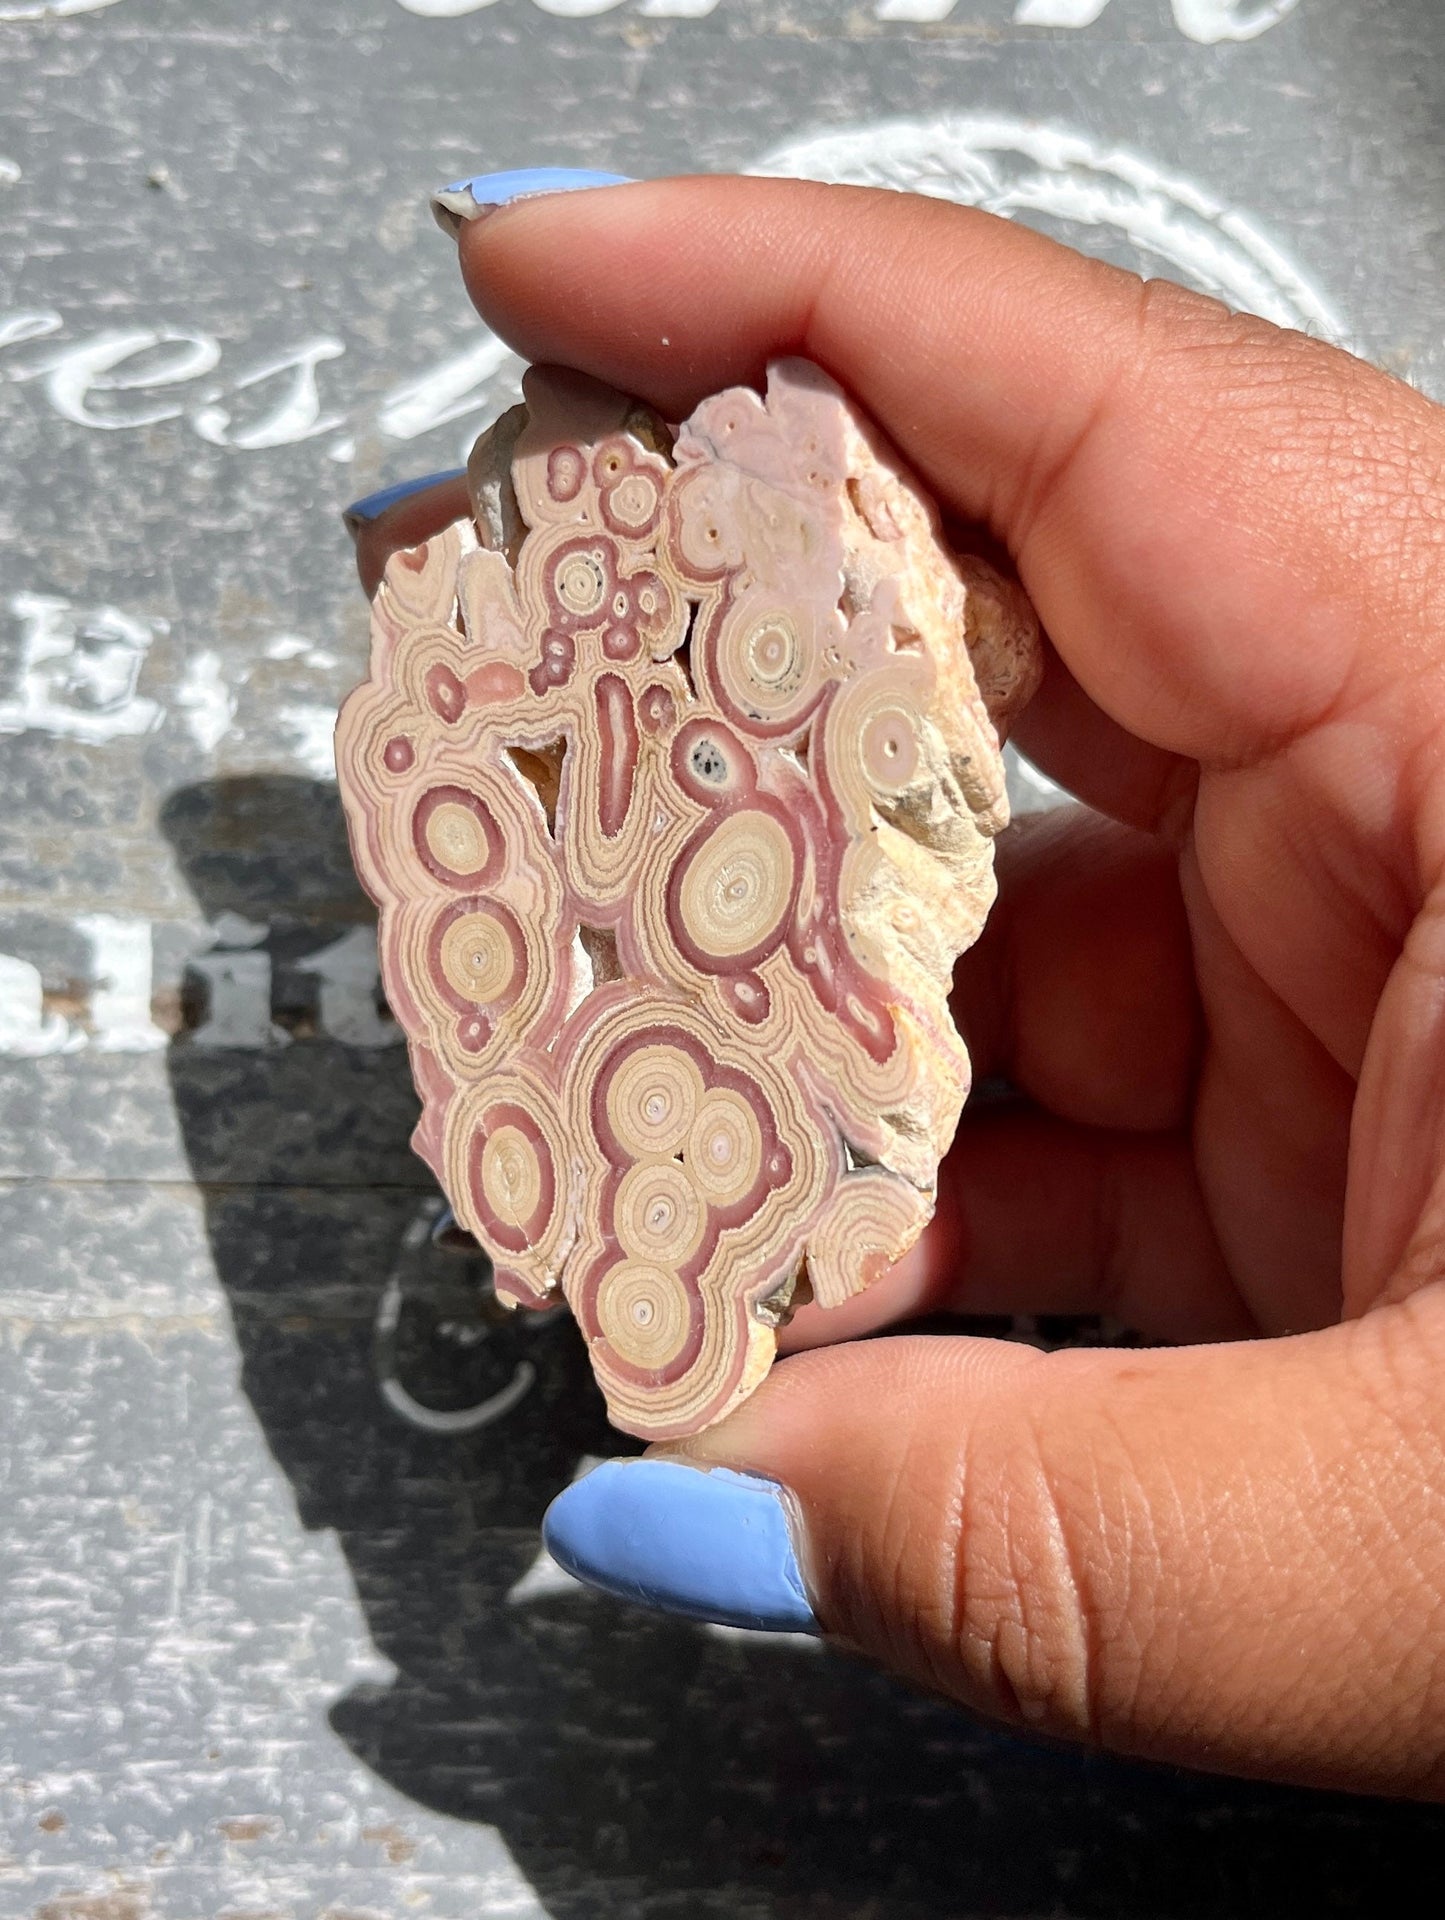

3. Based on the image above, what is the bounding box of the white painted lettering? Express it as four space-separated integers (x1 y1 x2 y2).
191 336 346 450
0 0 1305 39
0 954 83 1056
377 330 515 442
1015 0 1299 33
756 116 1344 341
0 593 165 743
0 914 424 1055
0 0 124 18
265 634 337 668
188 932 290 1050
278 702 339 781
297 926 403 1049
1012 0 1109 25
173 649 236 754
9 327 220 431
1171 0 1300 41
875 0 957 20
0 312 61 354
77 914 168 1053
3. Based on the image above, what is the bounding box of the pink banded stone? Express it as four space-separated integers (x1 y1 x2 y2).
336 358 1041 1439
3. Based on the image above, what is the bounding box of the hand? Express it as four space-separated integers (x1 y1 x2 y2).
356 174 1445 1799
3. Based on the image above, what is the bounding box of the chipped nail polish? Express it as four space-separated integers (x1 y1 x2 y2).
430 167 634 240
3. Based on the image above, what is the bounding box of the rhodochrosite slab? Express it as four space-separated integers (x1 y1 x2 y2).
337 359 1039 1438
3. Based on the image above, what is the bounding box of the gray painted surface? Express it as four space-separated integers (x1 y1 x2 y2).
2 2 1444 1913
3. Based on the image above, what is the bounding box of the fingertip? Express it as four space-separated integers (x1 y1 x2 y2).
542 1456 820 1634
345 470 474 599
434 167 637 243
454 174 831 418
341 467 468 536
449 171 1422 776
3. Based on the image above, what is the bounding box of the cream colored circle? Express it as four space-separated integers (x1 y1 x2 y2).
595 1260 693 1370
686 1089 764 1206
608 1045 705 1158
556 546 608 618
676 473 744 573
481 1125 542 1230
610 473 659 529
679 811 794 961
439 911 514 1004
744 610 806 693
425 801 490 875
860 701 921 793
615 1159 705 1267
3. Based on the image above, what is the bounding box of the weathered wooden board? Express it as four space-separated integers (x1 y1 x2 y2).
4 1 1445 1913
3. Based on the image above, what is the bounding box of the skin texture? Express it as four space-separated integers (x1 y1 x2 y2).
352 177 1445 1799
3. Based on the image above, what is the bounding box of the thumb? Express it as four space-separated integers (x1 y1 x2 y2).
544 1305 1445 1797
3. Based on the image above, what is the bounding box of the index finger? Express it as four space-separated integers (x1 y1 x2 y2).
451 175 1444 774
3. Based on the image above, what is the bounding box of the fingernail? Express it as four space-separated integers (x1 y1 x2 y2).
542 1457 820 1634
341 468 467 533
430 167 634 240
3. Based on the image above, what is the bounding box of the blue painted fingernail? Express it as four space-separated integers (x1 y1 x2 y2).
542 1457 820 1634
431 167 634 239
341 468 467 533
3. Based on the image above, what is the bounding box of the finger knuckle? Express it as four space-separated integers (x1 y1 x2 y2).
946 1397 1142 1740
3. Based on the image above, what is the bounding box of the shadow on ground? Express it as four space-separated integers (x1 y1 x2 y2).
161 774 1445 1920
